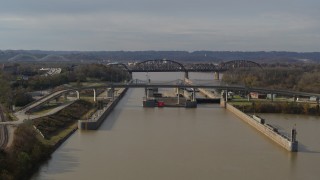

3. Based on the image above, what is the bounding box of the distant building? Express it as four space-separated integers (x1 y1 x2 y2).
267 94 277 99
310 96 318 102
250 92 267 99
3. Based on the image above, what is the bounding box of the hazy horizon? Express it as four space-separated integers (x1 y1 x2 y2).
1 0 320 52
1 49 320 53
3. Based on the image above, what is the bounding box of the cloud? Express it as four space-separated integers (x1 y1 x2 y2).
0 0 320 51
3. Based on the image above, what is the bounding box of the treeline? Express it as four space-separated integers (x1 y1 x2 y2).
222 64 320 93
0 63 130 108
2 50 320 63
233 102 320 115
25 64 129 90
0 100 95 179
0 124 51 180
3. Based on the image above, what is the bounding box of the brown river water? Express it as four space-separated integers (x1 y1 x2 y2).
32 73 320 180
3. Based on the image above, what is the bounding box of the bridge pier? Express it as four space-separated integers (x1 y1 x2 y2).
214 71 220 80
76 91 80 99
184 71 189 79
192 88 196 101
225 90 228 102
93 89 97 102
145 87 147 98
175 88 183 104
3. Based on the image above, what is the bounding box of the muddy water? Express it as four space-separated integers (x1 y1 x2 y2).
32 73 320 180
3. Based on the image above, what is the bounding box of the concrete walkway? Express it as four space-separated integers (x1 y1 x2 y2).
0 101 76 125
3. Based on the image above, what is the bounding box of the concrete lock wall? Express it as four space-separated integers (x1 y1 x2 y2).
226 103 298 152
78 88 128 130
185 101 197 108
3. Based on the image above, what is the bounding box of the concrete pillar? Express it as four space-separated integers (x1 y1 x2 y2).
184 71 189 79
192 88 196 101
220 98 224 107
76 91 80 99
247 93 251 102
93 89 96 102
225 90 228 102
214 71 220 80
177 90 180 105
291 128 297 143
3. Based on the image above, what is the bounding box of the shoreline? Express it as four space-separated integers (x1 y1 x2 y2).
231 101 320 116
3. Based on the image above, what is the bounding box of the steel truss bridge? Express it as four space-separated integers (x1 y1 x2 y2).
107 59 262 79
108 59 262 74
98 79 320 98
1 79 319 127
58 79 318 99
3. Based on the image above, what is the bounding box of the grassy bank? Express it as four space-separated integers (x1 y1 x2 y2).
230 101 320 115
33 100 93 139
0 100 95 180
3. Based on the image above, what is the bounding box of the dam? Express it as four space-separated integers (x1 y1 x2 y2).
32 72 320 180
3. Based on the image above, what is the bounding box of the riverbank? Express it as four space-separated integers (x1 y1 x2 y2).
0 99 96 180
230 101 320 116
78 88 128 130
225 102 298 152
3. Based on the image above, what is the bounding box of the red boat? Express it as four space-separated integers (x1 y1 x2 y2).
157 101 165 107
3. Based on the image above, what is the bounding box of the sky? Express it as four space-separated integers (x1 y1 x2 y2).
0 0 320 51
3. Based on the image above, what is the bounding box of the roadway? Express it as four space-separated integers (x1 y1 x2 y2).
84 80 320 98
18 89 71 113
0 105 8 149
0 89 74 126
1 79 319 126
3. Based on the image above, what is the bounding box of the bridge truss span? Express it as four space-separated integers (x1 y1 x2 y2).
106 59 263 78
184 63 218 72
131 59 187 72
218 60 263 71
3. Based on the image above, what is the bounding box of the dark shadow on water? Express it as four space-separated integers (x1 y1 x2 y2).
298 143 320 154
197 104 221 109
99 108 123 130
31 148 81 180
98 89 133 131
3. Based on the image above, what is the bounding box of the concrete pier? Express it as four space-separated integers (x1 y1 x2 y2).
225 102 298 152
78 88 128 130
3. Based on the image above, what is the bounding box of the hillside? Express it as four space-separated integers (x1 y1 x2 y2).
1 50 320 63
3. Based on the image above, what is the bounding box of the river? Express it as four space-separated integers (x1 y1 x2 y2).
32 73 320 180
